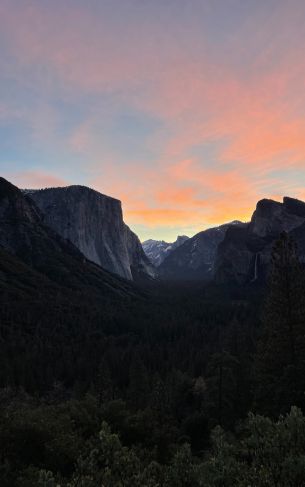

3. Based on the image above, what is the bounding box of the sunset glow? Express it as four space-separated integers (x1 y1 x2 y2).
1 0 305 240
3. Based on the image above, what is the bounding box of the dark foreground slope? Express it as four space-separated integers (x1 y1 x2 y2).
0 177 141 391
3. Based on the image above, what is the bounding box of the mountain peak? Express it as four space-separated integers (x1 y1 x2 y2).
216 195 305 284
25 184 121 205
176 235 189 242
283 196 305 217
255 198 282 213
142 235 189 267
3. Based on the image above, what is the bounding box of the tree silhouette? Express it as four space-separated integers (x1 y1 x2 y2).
255 232 305 415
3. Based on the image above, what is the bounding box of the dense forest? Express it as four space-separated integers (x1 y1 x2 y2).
1 233 305 486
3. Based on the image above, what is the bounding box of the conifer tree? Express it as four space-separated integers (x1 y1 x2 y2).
206 350 239 427
255 232 305 415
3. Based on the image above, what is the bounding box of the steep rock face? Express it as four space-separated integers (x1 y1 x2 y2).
27 186 155 280
290 221 305 262
249 198 305 237
0 177 135 297
142 235 189 267
283 197 305 218
159 222 242 280
215 197 305 284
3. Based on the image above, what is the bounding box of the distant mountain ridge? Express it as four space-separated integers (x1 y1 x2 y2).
5 175 305 286
26 185 155 281
158 221 243 280
154 197 305 283
142 235 189 266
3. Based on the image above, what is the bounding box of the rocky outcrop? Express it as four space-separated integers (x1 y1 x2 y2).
27 186 155 280
215 197 305 284
0 177 135 297
142 235 189 267
158 222 242 280
248 198 305 238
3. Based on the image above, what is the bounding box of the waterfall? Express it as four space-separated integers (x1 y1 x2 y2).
251 253 259 282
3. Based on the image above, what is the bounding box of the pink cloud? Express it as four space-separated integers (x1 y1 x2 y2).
2 1 305 174
1 1 305 236
7 170 68 189
68 122 93 154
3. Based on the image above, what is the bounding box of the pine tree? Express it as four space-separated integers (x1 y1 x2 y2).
255 232 305 415
206 350 239 427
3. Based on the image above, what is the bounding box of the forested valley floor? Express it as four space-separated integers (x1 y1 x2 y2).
1 234 305 486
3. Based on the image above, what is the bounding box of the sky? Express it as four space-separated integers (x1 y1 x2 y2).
1 0 305 241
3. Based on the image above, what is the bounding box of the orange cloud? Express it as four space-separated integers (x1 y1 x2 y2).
90 157 260 231
2 1 305 176
155 186 204 207
1 1 305 239
126 208 196 227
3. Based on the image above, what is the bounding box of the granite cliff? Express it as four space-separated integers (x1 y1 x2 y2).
27 185 155 280
215 197 305 284
0 177 135 297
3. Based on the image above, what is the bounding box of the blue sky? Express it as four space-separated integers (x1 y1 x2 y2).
1 0 305 241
